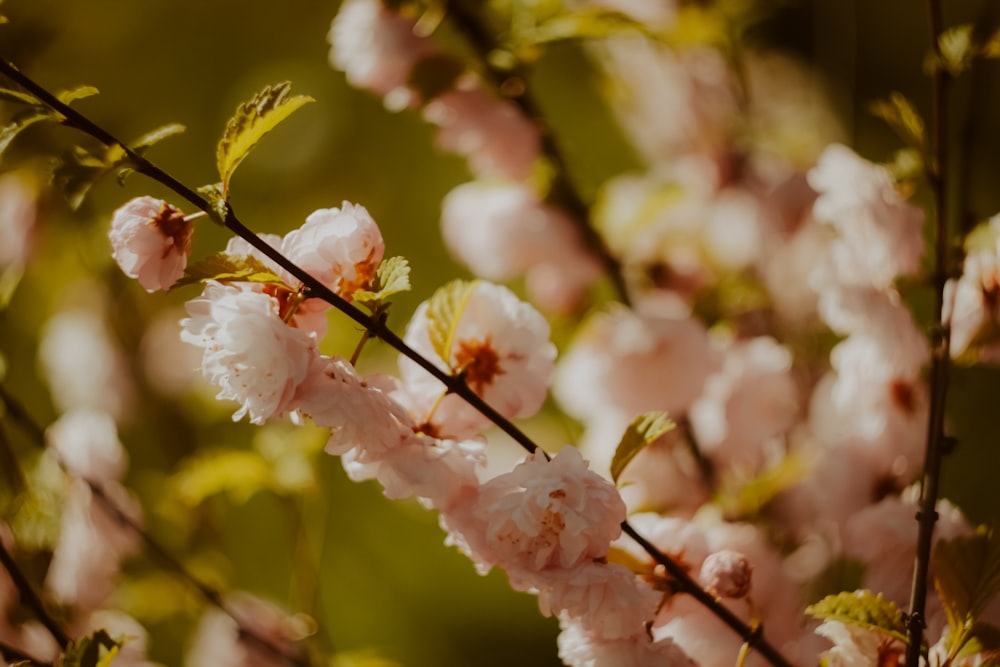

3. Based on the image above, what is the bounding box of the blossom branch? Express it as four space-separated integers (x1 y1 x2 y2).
441 0 632 306
905 1 955 663
0 385 311 667
0 536 69 649
0 57 797 667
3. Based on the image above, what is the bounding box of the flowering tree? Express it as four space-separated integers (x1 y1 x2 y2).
2 1 1000 667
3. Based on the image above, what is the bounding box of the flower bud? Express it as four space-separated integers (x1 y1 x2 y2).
700 549 752 599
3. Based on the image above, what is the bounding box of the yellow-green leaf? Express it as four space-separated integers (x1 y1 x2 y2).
805 590 908 644
425 279 477 367
933 525 1000 640
936 23 976 75
870 92 926 151
56 85 99 105
216 82 314 196
353 256 411 307
0 86 41 106
173 253 285 289
59 629 120 667
610 411 673 485
170 449 274 507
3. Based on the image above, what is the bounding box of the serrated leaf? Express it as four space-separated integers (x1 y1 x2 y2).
937 24 976 75
870 92 926 151
805 590 908 644
173 253 284 289
610 411 673 484
170 449 274 506
425 279 477 367
933 525 1000 640
353 256 411 307
216 82 314 195
56 85 99 106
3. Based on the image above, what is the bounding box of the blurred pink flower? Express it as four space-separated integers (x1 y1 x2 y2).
46 409 127 484
327 0 439 109
424 81 541 180
558 619 698 667
109 196 192 292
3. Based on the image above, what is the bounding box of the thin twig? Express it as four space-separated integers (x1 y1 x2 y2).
442 0 632 306
0 386 311 667
905 1 954 663
0 57 795 667
0 539 69 649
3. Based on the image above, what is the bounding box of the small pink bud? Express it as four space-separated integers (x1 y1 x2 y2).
700 549 752 599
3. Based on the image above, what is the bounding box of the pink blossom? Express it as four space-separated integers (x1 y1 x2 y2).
689 337 799 473
109 196 193 292
180 281 317 424
807 144 924 289
399 281 556 438
814 619 903 667
558 619 699 667
282 201 384 300
440 181 601 312
423 80 542 180
341 435 486 509
79 611 154 667
45 481 141 612
39 306 135 421
46 409 127 484
451 447 626 587
555 306 719 420
187 593 306 667
947 246 1000 360
538 562 661 640
327 0 439 109
0 172 36 270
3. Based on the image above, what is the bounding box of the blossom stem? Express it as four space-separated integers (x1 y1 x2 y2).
905 1 954 664
441 0 632 307
0 538 70 649
0 384 312 667
0 57 796 667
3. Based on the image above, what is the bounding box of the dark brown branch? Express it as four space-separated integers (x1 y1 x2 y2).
905 1 954 664
0 638 52 667
0 539 69 649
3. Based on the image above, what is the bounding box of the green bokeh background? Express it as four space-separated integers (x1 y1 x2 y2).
2 1 1000 666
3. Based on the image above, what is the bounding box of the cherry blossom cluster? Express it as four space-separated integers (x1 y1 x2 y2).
328 0 602 313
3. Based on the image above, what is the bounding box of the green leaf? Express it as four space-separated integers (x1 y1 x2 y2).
933 525 1000 641
936 23 976 75
715 454 808 519
956 623 1000 659
0 108 55 156
353 256 411 307
870 92 926 151
216 82 314 196
610 411 674 484
197 182 229 221
169 449 274 506
515 7 651 48
805 590 908 644
425 279 477 367
132 122 186 154
0 86 41 106
173 253 285 289
56 85 99 105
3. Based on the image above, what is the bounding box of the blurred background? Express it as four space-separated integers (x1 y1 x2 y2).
2 1 1000 666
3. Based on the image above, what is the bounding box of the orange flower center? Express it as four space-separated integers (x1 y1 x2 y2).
454 337 503 393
